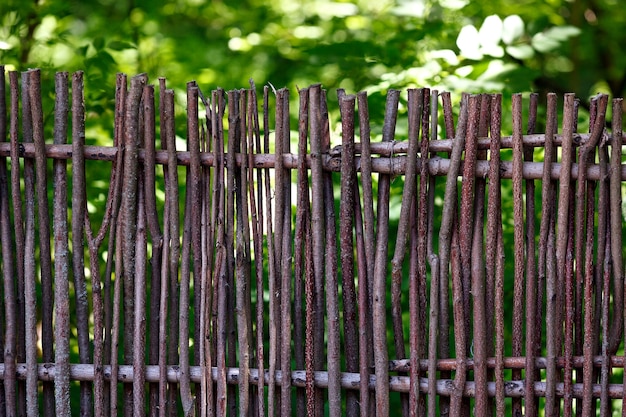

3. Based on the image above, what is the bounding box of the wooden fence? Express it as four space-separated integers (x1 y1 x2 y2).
0 67 624 416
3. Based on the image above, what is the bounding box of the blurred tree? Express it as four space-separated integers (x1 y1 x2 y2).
4 0 615 94
4 0 623 134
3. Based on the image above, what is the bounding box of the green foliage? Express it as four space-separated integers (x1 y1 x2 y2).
4 0 619 97
4 0 622 140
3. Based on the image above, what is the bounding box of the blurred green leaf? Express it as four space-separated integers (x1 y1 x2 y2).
93 36 105 50
544 25 581 41
531 31 561 53
77 44 89 57
107 40 135 51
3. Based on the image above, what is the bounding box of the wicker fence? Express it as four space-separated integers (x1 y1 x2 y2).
0 67 624 416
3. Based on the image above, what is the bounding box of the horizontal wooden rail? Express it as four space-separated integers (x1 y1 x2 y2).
334 131 610 155
3 362 626 399
390 355 626 372
1 142 625 181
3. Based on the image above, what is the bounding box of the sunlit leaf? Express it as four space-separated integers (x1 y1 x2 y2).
544 25 581 41
392 1 426 18
455 65 474 77
478 15 503 46
428 49 459 66
506 44 534 60
481 44 504 58
502 15 524 45
531 25 580 53
531 32 560 53
478 59 514 80
456 24 482 60
439 0 469 10
311 1 358 19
